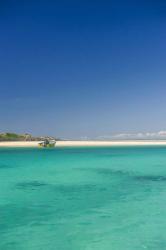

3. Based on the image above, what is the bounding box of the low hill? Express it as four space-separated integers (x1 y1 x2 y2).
0 133 58 141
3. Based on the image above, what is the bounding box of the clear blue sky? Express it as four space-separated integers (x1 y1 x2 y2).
1 0 166 139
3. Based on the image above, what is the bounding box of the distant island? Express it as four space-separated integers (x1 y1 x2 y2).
1 135 166 147
0 133 58 142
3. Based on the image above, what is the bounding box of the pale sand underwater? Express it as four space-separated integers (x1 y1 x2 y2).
1 140 166 147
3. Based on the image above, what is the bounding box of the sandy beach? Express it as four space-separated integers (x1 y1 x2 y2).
1 140 166 147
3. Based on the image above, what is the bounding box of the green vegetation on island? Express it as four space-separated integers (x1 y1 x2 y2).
0 133 58 142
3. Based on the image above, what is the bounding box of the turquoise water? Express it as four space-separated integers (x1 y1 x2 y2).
1 146 166 250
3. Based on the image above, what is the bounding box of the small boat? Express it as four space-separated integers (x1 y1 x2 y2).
38 139 56 148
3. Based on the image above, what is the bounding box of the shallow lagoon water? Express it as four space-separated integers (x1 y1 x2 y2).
1 146 166 250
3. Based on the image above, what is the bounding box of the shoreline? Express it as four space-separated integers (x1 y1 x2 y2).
1 140 166 147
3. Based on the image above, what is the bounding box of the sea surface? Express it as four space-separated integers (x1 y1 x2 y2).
0 146 166 250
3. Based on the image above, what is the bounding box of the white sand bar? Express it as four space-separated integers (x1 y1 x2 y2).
1 140 166 147
56 140 166 147
0 141 41 147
